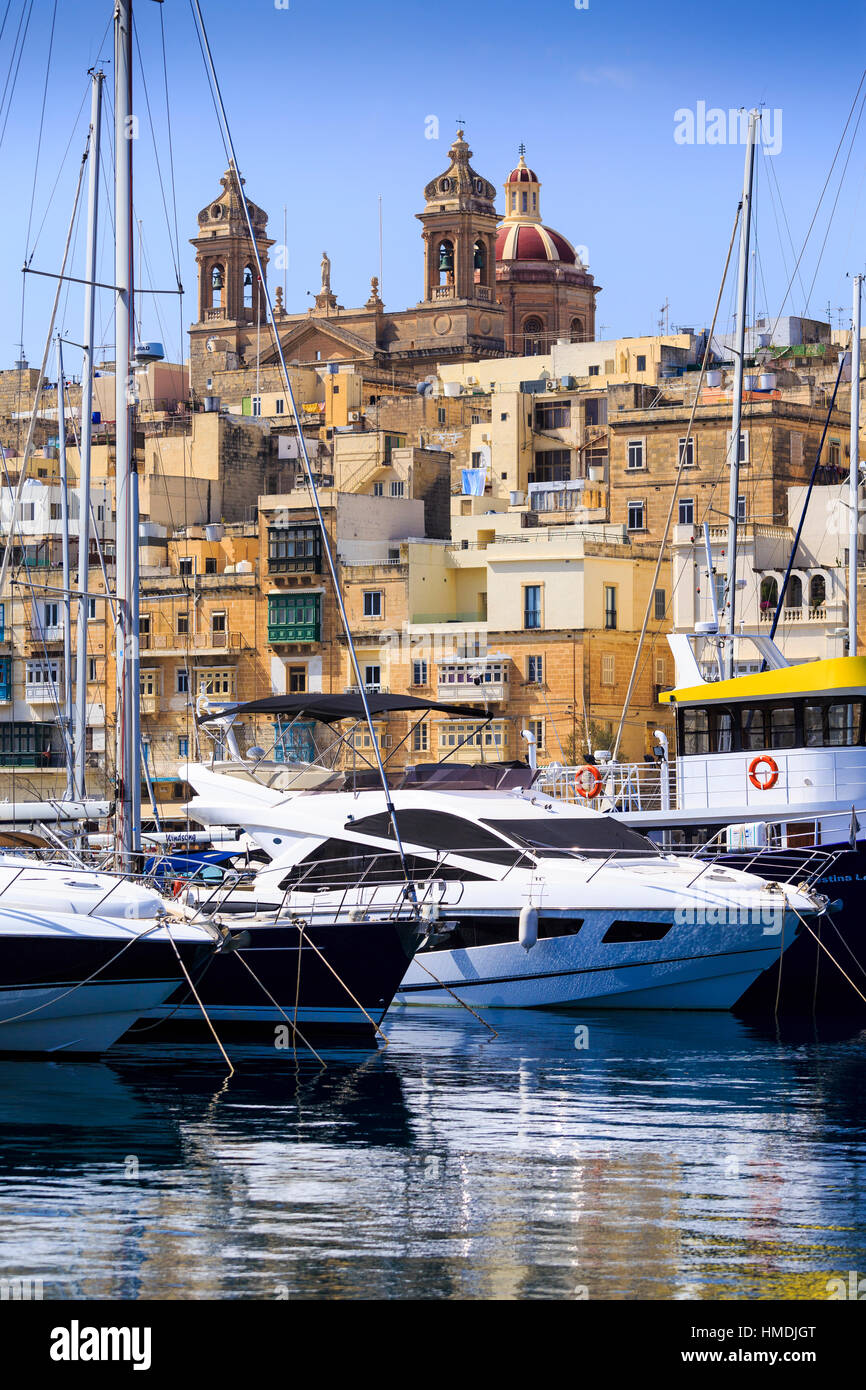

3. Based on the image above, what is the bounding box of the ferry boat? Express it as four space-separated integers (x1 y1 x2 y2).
539 631 866 1014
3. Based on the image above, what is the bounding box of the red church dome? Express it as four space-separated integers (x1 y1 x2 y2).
496 222 577 265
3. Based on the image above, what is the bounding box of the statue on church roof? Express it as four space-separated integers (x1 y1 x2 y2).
321 251 331 295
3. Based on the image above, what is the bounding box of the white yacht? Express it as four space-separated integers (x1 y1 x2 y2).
175 694 831 1013
0 856 217 1053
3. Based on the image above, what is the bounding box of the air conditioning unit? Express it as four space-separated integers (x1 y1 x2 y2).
545 379 558 391
466 375 478 385
348 411 360 422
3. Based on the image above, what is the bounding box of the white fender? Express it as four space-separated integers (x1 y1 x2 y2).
519 905 538 951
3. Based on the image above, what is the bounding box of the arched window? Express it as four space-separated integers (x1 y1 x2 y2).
570 317 584 343
437 238 454 287
210 264 224 310
760 576 778 614
473 239 486 281
786 575 803 608
243 266 254 310
523 316 544 355
810 573 826 608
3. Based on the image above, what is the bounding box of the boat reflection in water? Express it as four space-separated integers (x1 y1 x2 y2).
0 1011 864 1300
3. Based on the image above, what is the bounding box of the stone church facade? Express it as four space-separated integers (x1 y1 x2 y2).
188 132 597 399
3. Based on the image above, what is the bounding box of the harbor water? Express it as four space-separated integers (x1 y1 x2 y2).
1 1008 865 1301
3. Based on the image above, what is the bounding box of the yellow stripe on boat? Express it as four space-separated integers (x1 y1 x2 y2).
661 656 866 705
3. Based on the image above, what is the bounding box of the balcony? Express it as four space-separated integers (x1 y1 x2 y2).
268 555 322 575
25 683 62 704
139 631 247 654
268 622 320 644
759 605 828 624
437 681 508 703
140 695 160 716
29 626 64 646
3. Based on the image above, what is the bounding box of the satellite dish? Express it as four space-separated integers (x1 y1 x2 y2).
206 337 216 353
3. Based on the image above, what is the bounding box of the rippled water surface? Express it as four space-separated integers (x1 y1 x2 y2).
1 1009 865 1300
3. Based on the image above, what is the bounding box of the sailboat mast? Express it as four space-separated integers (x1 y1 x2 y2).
724 109 759 679
56 339 74 800
113 0 140 861
849 273 862 656
74 68 103 803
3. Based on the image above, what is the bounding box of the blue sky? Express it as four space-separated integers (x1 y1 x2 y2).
3 0 865 371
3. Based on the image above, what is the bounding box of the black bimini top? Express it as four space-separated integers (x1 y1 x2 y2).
197 692 490 725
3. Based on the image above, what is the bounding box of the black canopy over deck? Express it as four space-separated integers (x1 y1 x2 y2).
197 692 490 725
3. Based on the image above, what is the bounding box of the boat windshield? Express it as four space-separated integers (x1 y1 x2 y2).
481 817 659 858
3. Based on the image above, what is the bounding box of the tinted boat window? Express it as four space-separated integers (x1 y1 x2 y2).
344 809 520 861
828 702 861 745
769 705 797 749
279 837 486 890
481 816 657 857
682 708 709 754
740 707 766 751
602 919 672 944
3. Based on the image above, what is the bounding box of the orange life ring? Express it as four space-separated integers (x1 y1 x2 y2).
748 755 779 791
575 765 603 800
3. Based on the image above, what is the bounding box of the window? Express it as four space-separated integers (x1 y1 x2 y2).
678 497 694 525
50 502 62 521
0 656 9 700
728 429 750 464
627 499 645 531
636 354 647 372
176 668 189 694
534 402 571 430
200 668 236 697
437 407 446 424
179 557 193 576
588 365 600 377
390 480 405 497
412 723 429 753
87 597 98 620
268 593 321 642
526 718 545 750
654 656 667 690
737 495 747 524
363 590 383 619
140 669 158 698
601 654 615 685
88 658 97 682
372 482 384 497
769 705 797 748
42 601 60 631
654 588 666 621
604 585 617 630
471 413 480 425
471 451 482 468
211 611 227 637
533 449 571 483
828 438 842 469
364 664 382 692
251 396 262 417
25 660 59 694
275 398 285 415
627 438 645 470
527 654 544 684
790 431 804 466
178 737 189 758
176 611 189 636
20 503 35 520
786 575 803 608
584 397 607 427
438 720 508 752
810 573 826 608
288 665 306 693
523 585 541 630
412 659 428 686
678 437 695 468
268 525 321 573
205 556 217 574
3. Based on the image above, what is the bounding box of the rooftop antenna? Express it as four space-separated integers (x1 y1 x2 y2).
659 298 669 335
